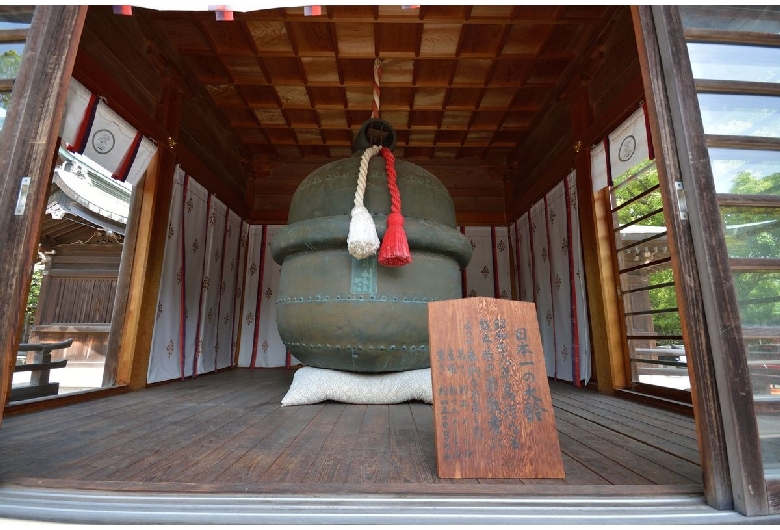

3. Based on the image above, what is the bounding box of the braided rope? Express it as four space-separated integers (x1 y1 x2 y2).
372 57 382 119
378 146 412 266
381 147 400 214
355 144 382 209
347 145 383 259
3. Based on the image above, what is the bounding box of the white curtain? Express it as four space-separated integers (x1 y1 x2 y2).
546 180 573 381
511 174 592 385
195 197 227 375
180 177 210 379
530 200 557 378
591 140 609 192
591 105 652 191
608 106 651 179
235 225 290 368
147 168 248 383
462 226 512 299
514 213 533 303
236 225 266 368
216 212 246 370
568 172 592 384
147 167 186 383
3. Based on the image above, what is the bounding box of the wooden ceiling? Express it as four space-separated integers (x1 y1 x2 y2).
72 5 629 224
146 5 613 170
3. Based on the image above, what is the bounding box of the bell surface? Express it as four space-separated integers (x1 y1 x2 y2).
271 120 472 373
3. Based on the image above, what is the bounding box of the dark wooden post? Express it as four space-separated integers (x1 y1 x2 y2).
632 5 764 515
0 6 87 422
114 76 181 389
566 80 630 392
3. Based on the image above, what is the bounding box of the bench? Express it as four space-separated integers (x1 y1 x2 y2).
10 338 73 402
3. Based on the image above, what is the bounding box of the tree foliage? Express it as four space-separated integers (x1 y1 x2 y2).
724 170 780 331
612 160 780 339
0 49 21 109
613 162 682 340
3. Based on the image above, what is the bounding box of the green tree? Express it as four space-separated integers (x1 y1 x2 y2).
0 49 21 109
723 170 780 331
613 161 682 340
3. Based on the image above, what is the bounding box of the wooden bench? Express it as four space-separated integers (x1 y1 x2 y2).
10 338 73 402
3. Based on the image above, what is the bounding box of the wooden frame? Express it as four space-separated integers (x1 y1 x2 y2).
633 5 767 515
0 6 87 425
6 4 777 521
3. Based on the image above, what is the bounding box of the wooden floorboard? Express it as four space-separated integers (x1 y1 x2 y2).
0 369 703 493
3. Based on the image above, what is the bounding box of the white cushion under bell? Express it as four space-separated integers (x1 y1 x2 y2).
281 366 433 406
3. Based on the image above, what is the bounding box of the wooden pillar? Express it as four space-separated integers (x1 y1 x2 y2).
102 154 155 387
0 6 87 421
567 81 629 392
112 77 182 390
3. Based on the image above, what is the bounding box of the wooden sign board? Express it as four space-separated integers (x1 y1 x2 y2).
427 297 565 479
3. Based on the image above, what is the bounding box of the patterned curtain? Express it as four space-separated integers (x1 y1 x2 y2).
568 172 592 383
147 168 247 383
461 226 512 299
61 78 156 186
235 225 289 368
217 212 246 370
513 213 533 303
180 177 210 379
147 167 186 383
195 196 227 375
530 199 557 378
511 173 592 385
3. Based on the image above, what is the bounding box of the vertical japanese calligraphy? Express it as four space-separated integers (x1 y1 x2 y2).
428 297 564 479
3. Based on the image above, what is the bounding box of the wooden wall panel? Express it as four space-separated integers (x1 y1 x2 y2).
589 8 643 121
505 6 643 220
251 159 506 226
76 6 248 216
27 329 110 363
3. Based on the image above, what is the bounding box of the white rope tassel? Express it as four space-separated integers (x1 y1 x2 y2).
348 145 382 259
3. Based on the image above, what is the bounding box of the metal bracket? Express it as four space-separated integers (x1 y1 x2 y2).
674 181 688 220
14 176 31 216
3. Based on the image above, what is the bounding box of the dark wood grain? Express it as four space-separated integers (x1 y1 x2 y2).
0 6 87 424
652 6 768 515
632 5 737 512
428 297 564 479
0 369 703 491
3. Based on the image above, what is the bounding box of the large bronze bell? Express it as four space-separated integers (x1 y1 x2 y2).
270 119 472 372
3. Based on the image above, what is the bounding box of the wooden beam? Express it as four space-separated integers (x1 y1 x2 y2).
657 5 767 516
631 6 744 510
567 80 627 393
102 156 152 387
0 6 86 421
593 187 630 390
0 28 29 43
118 78 182 390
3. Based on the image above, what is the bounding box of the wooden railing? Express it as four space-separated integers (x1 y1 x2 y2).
11 338 73 402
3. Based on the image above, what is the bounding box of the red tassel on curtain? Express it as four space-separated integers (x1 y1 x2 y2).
378 147 412 267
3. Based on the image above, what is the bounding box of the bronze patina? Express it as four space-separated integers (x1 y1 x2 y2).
271 119 472 372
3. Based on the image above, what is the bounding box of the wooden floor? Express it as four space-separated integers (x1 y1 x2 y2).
0 368 702 494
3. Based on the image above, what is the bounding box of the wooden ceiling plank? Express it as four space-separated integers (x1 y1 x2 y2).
419 24 461 57
245 20 294 55
299 57 340 84
334 22 375 57
138 5 627 206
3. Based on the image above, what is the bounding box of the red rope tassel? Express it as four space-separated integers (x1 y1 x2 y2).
378 147 412 267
